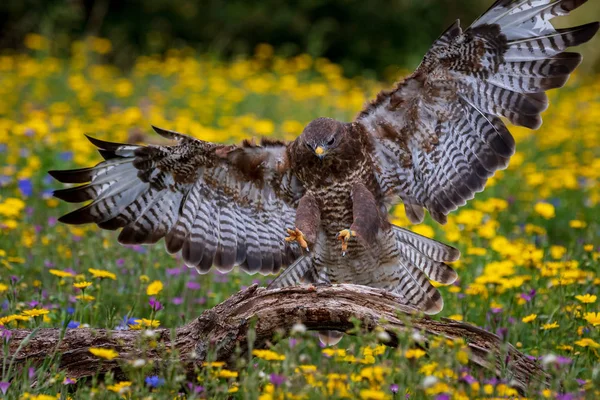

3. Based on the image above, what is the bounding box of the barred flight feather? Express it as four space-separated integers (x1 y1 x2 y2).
49 132 304 275
358 0 598 224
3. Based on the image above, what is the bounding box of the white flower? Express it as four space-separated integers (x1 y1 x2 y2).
131 359 146 368
421 375 438 388
291 323 307 334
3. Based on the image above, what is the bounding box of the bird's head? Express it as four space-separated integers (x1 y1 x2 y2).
300 117 346 160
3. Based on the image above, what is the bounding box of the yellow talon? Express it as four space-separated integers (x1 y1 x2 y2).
285 227 309 251
336 229 356 255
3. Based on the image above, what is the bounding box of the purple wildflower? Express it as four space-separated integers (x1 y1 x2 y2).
520 289 536 302
149 297 163 311
390 383 399 393
63 377 76 385
435 395 450 400
187 383 204 394
460 374 477 385
172 297 183 305
0 382 9 395
0 327 12 343
187 281 201 290
28 368 35 380
269 373 286 387
555 393 574 400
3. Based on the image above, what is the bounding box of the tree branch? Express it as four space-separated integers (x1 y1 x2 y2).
2 284 546 391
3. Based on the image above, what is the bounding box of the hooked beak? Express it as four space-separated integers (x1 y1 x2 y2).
315 146 326 159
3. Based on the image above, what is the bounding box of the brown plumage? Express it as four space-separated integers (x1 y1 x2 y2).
50 0 598 332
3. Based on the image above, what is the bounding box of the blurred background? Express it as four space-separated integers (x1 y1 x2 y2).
1 0 599 78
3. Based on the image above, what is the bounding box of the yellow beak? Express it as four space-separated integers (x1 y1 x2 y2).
315 146 325 156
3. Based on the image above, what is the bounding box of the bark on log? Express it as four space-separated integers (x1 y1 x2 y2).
2 284 546 392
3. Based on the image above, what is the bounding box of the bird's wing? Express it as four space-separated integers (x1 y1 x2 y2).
356 0 598 224
49 126 305 275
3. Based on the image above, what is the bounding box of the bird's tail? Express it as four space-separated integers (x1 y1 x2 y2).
386 226 460 315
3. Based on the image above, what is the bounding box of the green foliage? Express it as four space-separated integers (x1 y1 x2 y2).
0 43 599 398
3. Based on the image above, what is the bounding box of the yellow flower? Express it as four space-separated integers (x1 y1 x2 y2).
467 247 487 256
22 308 50 317
146 280 163 296
107 381 131 393
0 314 30 325
217 369 238 378
583 312 600 326
129 318 160 329
89 347 119 360
252 349 286 361
522 314 537 323
0 283 8 293
404 348 426 359
574 338 600 348
534 202 555 219
73 281 92 289
49 269 75 278
228 384 239 393
203 361 226 368
448 314 463 321
359 389 390 400
569 220 587 229
583 244 594 252
556 345 573 351
75 294 95 302
575 294 597 304
88 268 116 280
456 350 469 365
541 322 560 330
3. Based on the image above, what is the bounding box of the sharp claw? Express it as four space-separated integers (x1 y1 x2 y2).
337 229 355 255
285 227 309 251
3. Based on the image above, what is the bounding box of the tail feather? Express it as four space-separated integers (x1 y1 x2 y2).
393 253 445 314
394 226 460 262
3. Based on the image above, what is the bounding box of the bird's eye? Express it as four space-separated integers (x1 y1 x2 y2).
327 137 335 146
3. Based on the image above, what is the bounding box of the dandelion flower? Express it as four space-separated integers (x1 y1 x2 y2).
146 280 163 296
522 314 537 323
89 347 119 360
73 281 92 289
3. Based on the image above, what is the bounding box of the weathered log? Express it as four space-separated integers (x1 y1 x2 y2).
2 284 546 391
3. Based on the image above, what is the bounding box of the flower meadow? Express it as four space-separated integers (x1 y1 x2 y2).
0 36 599 399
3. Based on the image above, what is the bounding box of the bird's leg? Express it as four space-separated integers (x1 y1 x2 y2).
285 227 309 252
289 193 320 253
336 228 356 256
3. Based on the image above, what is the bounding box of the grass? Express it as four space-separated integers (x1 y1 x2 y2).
0 38 599 399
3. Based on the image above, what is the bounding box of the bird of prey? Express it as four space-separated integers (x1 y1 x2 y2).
51 0 598 334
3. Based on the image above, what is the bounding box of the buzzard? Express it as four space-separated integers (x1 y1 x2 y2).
51 0 597 337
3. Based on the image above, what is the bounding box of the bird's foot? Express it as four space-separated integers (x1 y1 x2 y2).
336 228 356 256
285 227 309 252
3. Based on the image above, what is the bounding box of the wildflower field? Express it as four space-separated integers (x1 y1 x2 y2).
0 37 599 399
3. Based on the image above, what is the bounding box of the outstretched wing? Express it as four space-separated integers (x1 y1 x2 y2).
357 0 598 224
49 126 305 275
